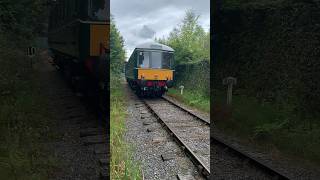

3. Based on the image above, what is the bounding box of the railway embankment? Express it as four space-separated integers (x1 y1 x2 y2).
166 61 210 114
110 76 142 179
0 41 58 178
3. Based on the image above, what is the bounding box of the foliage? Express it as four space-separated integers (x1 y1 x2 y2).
214 0 320 165
110 75 142 179
110 16 126 75
214 0 320 120
0 32 57 179
214 89 320 164
0 1 55 178
167 88 210 113
0 0 47 43
156 10 210 65
174 60 210 97
156 10 210 108
110 16 142 179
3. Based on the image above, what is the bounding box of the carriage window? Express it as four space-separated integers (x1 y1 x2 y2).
88 0 108 21
138 52 150 68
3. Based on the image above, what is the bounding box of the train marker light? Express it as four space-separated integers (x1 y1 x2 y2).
223 77 237 106
179 85 184 95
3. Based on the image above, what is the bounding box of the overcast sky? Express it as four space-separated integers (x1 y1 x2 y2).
111 0 210 60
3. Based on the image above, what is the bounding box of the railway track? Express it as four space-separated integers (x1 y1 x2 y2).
141 95 291 179
141 97 210 179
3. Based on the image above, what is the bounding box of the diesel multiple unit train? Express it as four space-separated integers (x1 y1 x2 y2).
125 42 175 96
48 0 109 112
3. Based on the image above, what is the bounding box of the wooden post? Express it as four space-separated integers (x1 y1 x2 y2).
223 77 237 106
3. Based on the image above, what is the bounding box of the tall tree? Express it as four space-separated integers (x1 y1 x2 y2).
157 10 210 65
110 16 126 74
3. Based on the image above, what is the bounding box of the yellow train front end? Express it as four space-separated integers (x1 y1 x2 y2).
137 68 173 81
136 68 174 96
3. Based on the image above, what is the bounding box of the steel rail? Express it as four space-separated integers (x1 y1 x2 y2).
161 95 290 179
212 135 290 179
162 96 210 125
141 98 210 179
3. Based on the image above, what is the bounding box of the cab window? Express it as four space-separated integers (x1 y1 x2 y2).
138 51 150 68
162 52 173 69
150 51 162 69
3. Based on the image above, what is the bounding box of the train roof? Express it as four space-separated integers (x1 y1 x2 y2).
135 42 174 52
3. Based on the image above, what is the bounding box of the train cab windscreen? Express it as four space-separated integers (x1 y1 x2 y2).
138 51 173 69
88 0 108 21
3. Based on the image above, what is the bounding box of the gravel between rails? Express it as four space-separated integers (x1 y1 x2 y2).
148 96 284 179
144 98 210 174
124 84 204 180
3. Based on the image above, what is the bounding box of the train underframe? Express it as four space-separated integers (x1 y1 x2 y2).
128 79 171 97
51 50 108 114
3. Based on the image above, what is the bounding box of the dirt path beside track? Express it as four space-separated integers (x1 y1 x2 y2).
34 50 108 180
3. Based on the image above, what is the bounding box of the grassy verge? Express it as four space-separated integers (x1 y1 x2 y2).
110 75 142 179
0 38 58 179
213 89 320 165
167 88 210 113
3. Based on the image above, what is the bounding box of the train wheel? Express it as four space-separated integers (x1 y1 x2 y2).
136 88 144 97
156 91 164 97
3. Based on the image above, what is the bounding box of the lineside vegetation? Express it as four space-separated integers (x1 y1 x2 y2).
157 10 210 112
110 16 142 179
0 1 58 178
214 0 320 165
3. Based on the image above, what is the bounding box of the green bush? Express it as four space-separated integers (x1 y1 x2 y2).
174 61 210 97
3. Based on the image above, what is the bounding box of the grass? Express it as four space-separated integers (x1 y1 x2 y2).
0 41 58 179
167 87 210 113
110 75 142 179
213 89 320 165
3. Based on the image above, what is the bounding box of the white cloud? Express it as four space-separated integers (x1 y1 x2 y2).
111 0 210 61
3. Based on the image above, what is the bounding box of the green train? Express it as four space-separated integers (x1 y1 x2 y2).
125 42 175 97
48 0 109 112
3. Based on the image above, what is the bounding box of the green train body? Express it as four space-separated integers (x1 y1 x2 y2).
125 42 175 97
48 0 109 111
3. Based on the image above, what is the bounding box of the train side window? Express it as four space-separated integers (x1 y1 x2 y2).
87 0 107 21
88 0 93 19
74 0 78 15
138 52 144 67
